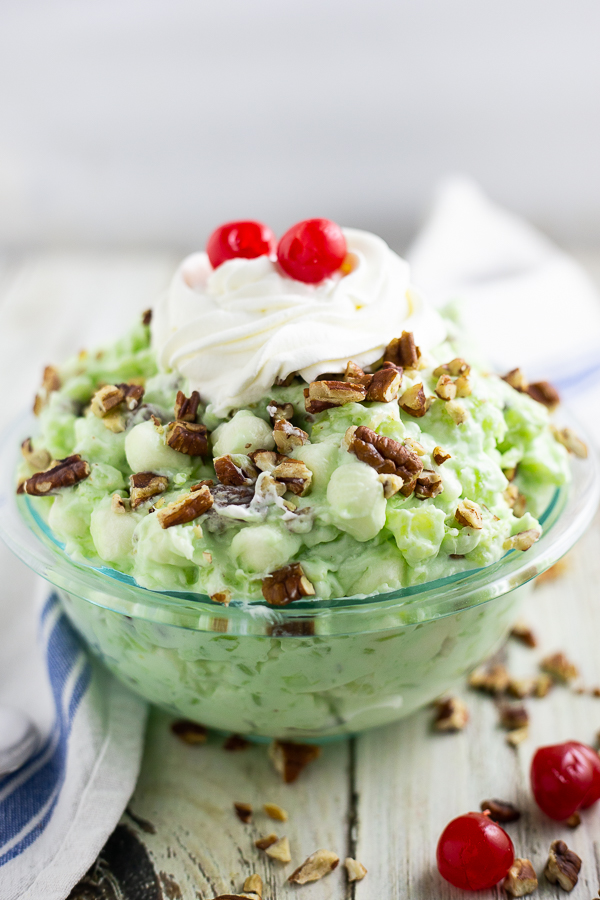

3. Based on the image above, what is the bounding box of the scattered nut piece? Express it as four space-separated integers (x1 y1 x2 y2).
565 812 581 828
384 331 421 369
366 366 403 402
399 382 429 417
214 455 257 486
434 696 469 732
414 469 444 500
344 360 373 386
510 619 537 648
306 379 367 410
533 674 554 698
545 840 582 891
506 726 529 747
111 493 128 514
445 400 468 424
551 426 588 459
499 703 530 730
469 664 510 695
271 458 312 496
508 678 537 700
33 364 61 414
223 734 249 752
268 740 321 783
503 858 539 896
234 802 253 824
165 421 209 457
503 529 541 552
273 419 310 454
455 499 483 530
262 563 315 605
434 358 470 378
249 450 286 474
480 799 521 823
288 849 340 884
347 425 423 494
541 652 579 683
117 382 145 411
171 720 208 744
344 857 367 883
21 455 90 496
211 590 232 606
263 802 288 822
378 473 404 499
435 374 457 401
243 874 262 898
255 833 278 851
20 438 51 471
454 374 472 397
129 472 169 509
265 836 291 864
174 389 201 422
156 485 213 529
527 380 560 410
503 368 528 391
404 437 425 456
433 445 451 465
90 384 125 417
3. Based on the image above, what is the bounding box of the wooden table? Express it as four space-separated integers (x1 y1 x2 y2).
1 250 599 900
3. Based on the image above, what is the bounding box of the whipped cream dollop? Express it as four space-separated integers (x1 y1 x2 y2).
152 228 447 415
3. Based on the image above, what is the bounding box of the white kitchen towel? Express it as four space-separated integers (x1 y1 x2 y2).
0 591 147 900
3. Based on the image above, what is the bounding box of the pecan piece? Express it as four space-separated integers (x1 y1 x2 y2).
347 425 423 494
267 400 294 422
22 455 90 496
455 374 472 397
303 388 335 415
116 382 145 411
272 458 312 496
265 836 291 864
268 740 321 783
551 426 588 459
445 400 468 424
503 368 528 391
544 840 581 891
262 563 315 605
384 331 421 369
508 678 537 699
171 720 208 744
455 499 483 529
541 651 579 683
263 802 288 822
141 308 152 326
499 703 529 730
344 858 367 882
481 799 521 823
503 858 538 896
273 418 309 454
506 726 529 747
289 849 340 884
434 696 469 732
433 445 451 465
156 485 213 529
435 374 457 401
174 389 201 422
399 382 429 417
33 365 61 415
527 380 560 410
90 384 125 417
211 590 232 606
366 366 403 401
510 619 537 648
233 802 252 824
165 421 209 457
433 358 471 378
214 455 257 486
343 360 373 387
534 674 554 697
129 472 169 509
223 734 249 752
243 874 262 898
377 473 404 499
415 469 444 499
21 438 51 471
255 834 278 851
503 529 540 551
307 380 367 407
249 449 286 473
111 493 128 514
469 663 510 694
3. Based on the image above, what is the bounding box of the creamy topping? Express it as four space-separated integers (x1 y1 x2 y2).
152 228 447 414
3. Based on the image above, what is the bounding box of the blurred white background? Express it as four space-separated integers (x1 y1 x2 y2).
1 0 600 252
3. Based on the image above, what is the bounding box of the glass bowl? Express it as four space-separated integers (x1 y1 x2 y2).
1 413 598 741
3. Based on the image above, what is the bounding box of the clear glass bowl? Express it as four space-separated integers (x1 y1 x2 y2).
1 413 598 740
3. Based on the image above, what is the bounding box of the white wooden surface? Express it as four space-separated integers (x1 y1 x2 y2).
1 251 599 900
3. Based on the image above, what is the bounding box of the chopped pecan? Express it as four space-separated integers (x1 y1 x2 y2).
254 472 286 502
445 400 468 424
129 472 169 509
433 445 451 465
435 374 457 401
303 388 335 415
384 331 421 369
90 384 125 417
433 358 470 378
434 696 469 732
455 374 472 397
243 874 262 898
506 726 529 747
480 799 521 823
544 840 581 891
141 308 152 326
262 563 315 605
33 365 61 415
503 368 528 391
111 493 128 514
249 449 286 473
343 360 373 387
469 663 510 694
268 739 321 783
272 458 312 496
255 833 278 851
377 473 404 499
174 389 201 422
156 485 213 529
223 734 249 752
22 455 90 496
513 493 527 518
534 674 554 697
541 652 579 683
165 421 209 457
267 400 294 422
101 408 126 433
551 426 588 459
233 802 252 824
415 469 444 499
265 836 291 864
503 529 540 551
404 436 425 456
171 720 207 744
289 849 340 884
344 858 367 882
499 703 529 730
455 499 483 529
211 590 232 606
347 425 423 494
508 678 537 699
117 382 145 411
503 858 538 896
21 438 51 471
510 619 537 648
214 455 257 486
264 802 288 822
366 366 403 401
307 380 367 407
399 382 429 417
527 380 560 410
273 418 309 454
190 478 214 492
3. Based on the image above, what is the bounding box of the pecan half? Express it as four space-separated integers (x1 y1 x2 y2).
214 455 257 486
165 421 209 457
469 663 510 694
268 739 321 783
174 389 201 422
544 840 581 891
433 358 471 378
503 529 540 551
481 799 521 823
384 331 421 369
156 485 213 529
503 858 538 896
541 651 579 683
499 703 529 730
527 380 560 410
434 696 469 732
455 499 483 529
117 382 145 411
21 438 51 471
414 469 444 499
399 382 429 417
271 458 312 496
433 445 451 465
343 361 373 387
347 425 423 494
306 380 367 409
366 366 403 401
273 418 309 454
551 426 588 459
262 563 315 605
22 455 90 496
289 849 340 884
129 472 169 509
170 720 207 744
435 374 457 401
90 384 125 417
33 365 61 415
344 858 367 882
233 802 252 824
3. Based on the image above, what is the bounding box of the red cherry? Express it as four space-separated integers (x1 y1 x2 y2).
436 812 514 891
206 220 276 269
277 218 347 284
531 741 600 820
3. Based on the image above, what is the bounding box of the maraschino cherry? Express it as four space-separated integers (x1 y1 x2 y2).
206 220 276 269
277 218 347 284
531 740 600 820
436 812 515 891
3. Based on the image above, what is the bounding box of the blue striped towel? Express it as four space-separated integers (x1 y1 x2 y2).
0 592 147 900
